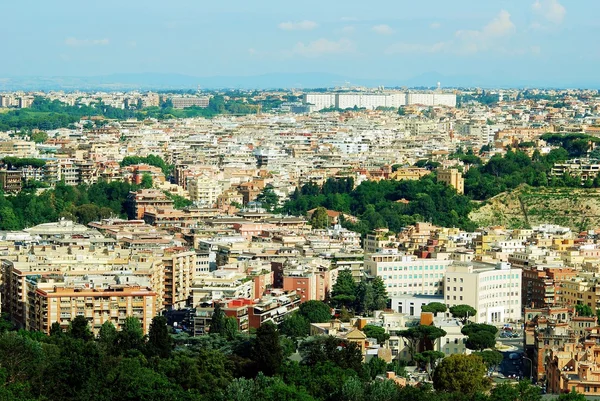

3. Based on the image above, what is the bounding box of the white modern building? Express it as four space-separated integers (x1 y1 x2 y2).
444 262 522 324
365 252 453 297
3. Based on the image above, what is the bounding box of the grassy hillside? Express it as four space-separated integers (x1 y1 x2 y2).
469 184 600 231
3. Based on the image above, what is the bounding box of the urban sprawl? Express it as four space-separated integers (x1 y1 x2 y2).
2 87 600 398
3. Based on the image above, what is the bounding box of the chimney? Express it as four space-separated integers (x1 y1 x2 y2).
386 371 396 379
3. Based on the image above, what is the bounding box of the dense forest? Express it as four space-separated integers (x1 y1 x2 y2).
283 139 600 234
0 181 137 230
0 312 572 401
283 176 476 233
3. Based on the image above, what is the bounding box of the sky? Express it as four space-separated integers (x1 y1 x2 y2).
2 0 599 86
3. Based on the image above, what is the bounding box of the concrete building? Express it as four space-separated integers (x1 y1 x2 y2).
445 262 522 324
365 252 452 297
171 96 210 109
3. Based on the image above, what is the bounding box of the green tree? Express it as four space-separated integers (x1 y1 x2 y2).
280 314 310 338
68 315 93 342
399 325 447 361
146 316 172 358
362 325 390 345
421 302 447 316
223 316 239 340
252 322 283 376
97 320 118 354
117 316 145 353
355 281 374 314
490 380 542 401
461 323 498 337
473 350 503 371
210 303 226 335
298 300 332 323
557 390 587 401
362 357 388 380
575 304 594 317
432 354 490 395
140 173 153 189
331 269 357 309
310 206 330 229
31 131 48 143
414 350 445 380
370 276 388 311
465 331 497 351
256 187 279 212
450 304 477 324
0 207 20 230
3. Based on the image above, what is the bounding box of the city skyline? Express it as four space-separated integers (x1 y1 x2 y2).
3 0 600 88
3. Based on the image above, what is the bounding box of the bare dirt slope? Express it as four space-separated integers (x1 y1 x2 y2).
469 185 600 231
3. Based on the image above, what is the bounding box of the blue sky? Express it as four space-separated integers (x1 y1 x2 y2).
2 0 598 85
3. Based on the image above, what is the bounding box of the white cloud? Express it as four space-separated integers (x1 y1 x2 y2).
385 42 447 55
290 38 355 57
340 26 356 34
278 20 317 31
456 10 515 41
454 10 516 53
430 22 441 29
65 37 109 47
372 24 394 35
532 0 566 24
340 16 358 22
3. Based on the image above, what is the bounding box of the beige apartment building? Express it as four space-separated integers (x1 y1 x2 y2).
30 284 156 335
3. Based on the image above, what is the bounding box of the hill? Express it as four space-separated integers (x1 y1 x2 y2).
469 185 600 231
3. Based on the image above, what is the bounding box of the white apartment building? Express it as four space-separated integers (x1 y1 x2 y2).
365 252 453 297
406 93 457 108
187 176 223 207
304 93 336 111
444 262 522 324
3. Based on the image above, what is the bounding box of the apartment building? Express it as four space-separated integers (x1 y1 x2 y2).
30 284 156 335
247 291 300 328
128 189 174 219
193 298 254 335
187 176 223 207
282 264 331 303
365 252 452 297
561 274 600 309
445 262 522 324
171 96 210 109
161 247 198 309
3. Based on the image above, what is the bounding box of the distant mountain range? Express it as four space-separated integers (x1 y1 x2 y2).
0 72 597 91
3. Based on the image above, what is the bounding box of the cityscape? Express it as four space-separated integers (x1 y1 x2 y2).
1 0 599 400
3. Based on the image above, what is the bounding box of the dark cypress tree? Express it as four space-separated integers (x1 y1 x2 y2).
209 303 226 335
146 316 172 358
251 322 283 376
